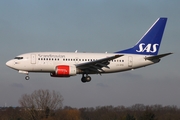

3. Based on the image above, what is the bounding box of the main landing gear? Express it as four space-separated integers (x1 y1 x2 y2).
81 74 91 83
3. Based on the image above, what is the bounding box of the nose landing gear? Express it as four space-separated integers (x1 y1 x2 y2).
25 76 30 80
18 70 30 80
81 74 91 83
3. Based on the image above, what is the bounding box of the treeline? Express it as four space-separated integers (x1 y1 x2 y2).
1 89 179 120
0 104 180 120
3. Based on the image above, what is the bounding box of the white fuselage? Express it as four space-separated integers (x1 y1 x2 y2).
6 52 158 74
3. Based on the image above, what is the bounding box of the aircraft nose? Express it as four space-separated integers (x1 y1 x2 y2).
6 60 13 68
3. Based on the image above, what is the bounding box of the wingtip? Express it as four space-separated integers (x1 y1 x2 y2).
167 52 173 55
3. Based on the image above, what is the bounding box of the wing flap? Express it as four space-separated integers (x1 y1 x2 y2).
96 63 110 69
88 67 102 73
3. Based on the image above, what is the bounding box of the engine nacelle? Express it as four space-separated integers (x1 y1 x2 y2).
50 65 77 77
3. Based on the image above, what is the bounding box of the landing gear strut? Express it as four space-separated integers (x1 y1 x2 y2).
25 76 30 80
81 74 91 83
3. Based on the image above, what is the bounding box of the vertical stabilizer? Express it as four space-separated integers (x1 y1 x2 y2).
116 18 167 55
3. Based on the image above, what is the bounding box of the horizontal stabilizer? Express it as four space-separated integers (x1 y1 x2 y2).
145 53 173 60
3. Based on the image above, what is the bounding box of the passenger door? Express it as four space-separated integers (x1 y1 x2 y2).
31 54 36 64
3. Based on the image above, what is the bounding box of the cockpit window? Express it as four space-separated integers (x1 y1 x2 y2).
14 57 23 60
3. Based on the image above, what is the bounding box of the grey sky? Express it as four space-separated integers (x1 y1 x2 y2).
0 0 179 108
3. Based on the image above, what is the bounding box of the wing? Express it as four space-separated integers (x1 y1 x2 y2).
76 55 123 73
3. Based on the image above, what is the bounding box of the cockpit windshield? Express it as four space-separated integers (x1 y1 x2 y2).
14 57 23 60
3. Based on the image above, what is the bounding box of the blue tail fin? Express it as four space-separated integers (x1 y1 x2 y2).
115 18 167 55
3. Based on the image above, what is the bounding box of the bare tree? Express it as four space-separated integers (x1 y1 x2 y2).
19 89 63 120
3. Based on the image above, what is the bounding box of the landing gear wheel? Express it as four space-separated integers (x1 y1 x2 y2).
25 76 30 80
81 74 92 83
86 76 91 82
81 77 86 83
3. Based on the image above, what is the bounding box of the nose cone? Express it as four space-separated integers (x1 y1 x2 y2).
6 60 14 68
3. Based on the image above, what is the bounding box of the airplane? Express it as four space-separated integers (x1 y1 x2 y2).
6 17 172 83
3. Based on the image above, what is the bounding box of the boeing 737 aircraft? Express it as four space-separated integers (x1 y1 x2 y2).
6 18 172 83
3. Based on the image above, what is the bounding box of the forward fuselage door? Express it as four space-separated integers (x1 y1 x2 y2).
128 56 133 67
31 54 36 64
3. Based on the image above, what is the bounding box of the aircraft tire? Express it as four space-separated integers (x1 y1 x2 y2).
25 76 30 80
86 76 91 82
81 77 86 83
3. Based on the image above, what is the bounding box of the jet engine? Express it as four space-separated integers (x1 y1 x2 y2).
50 65 77 77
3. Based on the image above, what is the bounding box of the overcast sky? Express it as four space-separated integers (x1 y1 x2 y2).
0 0 180 108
